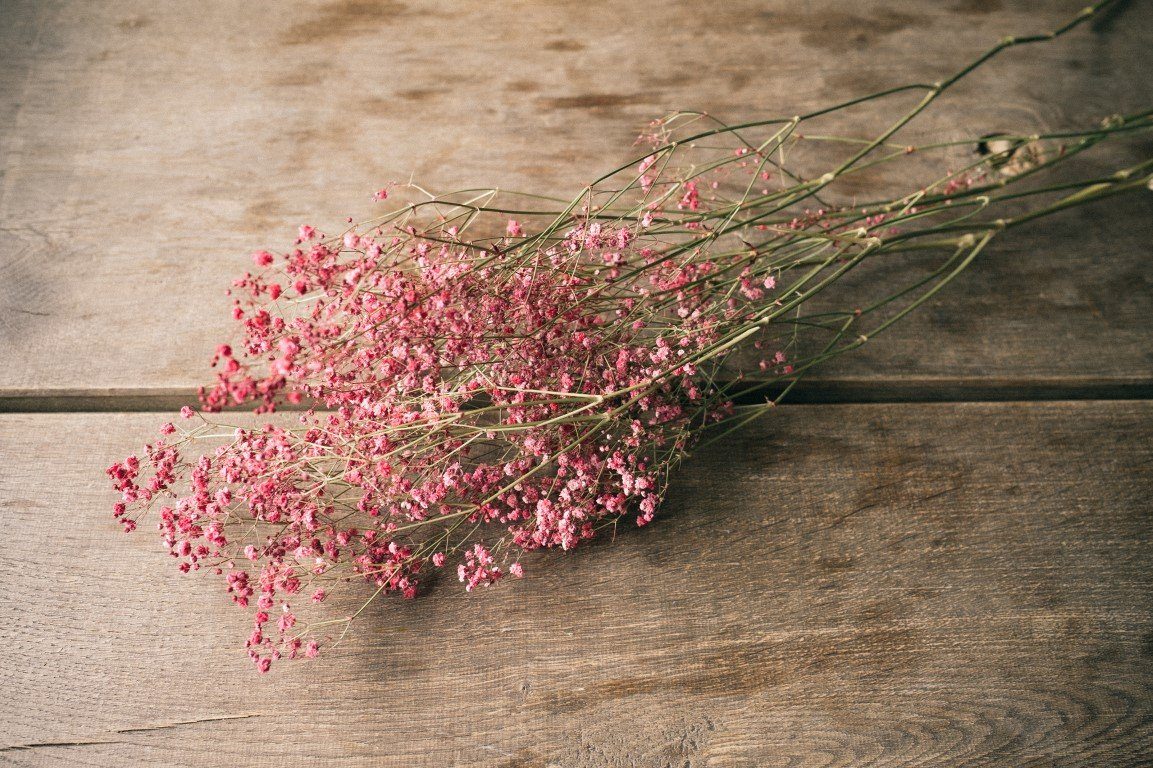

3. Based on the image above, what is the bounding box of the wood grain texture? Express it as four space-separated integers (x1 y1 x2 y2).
1 0 1152 401
0 402 1149 766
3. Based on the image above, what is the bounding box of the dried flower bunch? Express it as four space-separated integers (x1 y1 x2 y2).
108 2 1153 672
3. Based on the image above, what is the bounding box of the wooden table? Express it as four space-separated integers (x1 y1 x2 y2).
1 1 1150 765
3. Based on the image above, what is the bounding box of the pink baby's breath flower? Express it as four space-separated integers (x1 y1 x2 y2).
126 199 774 669
678 181 700 211
109 36 1146 672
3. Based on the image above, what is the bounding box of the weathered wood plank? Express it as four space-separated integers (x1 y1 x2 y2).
0 402 1149 766
1 0 1152 401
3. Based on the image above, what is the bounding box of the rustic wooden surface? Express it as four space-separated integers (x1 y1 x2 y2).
1 0 1151 766
0 403 1151 767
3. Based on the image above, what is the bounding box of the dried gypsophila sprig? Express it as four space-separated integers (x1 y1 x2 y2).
108 0 1153 672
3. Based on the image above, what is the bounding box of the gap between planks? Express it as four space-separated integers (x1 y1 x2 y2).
1 379 1151 412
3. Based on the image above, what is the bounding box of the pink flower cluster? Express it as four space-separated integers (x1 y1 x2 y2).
107 12 1151 672
108 186 794 671
114 113 1004 675
106 118 1077 673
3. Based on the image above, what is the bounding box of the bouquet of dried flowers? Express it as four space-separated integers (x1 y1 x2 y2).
108 2 1153 672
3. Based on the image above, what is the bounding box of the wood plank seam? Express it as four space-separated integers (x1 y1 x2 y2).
3 381 1152 412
